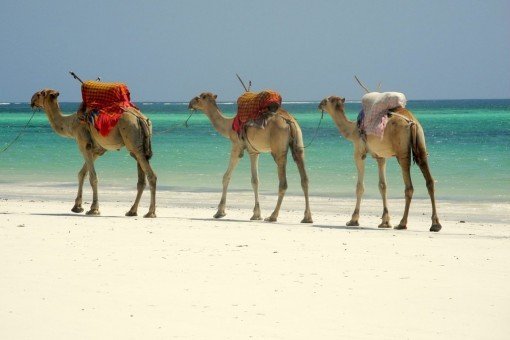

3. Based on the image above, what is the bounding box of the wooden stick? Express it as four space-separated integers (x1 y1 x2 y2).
236 73 249 92
354 75 370 93
69 71 84 84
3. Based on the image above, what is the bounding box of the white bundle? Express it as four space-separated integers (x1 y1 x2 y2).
360 92 407 138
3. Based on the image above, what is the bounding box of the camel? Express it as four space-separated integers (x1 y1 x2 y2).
318 95 442 232
30 89 157 217
188 92 312 223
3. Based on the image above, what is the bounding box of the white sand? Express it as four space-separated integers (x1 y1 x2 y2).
1 183 509 339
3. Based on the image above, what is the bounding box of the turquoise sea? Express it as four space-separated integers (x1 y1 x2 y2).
1 99 509 202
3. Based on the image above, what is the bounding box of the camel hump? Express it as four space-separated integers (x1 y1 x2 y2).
389 107 417 122
276 108 296 123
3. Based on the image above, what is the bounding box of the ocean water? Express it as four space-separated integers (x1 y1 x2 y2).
0 99 509 202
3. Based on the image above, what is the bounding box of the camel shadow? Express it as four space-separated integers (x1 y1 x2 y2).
187 217 256 224
312 224 388 232
29 212 124 218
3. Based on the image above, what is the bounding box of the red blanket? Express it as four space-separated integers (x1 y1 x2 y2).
233 90 282 134
81 81 137 136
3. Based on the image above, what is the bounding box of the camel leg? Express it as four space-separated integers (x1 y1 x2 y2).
125 162 146 217
396 157 413 230
133 153 157 218
376 158 391 228
215 145 242 219
71 163 87 213
347 153 365 226
83 154 100 216
249 153 262 220
265 153 288 222
417 159 442 232
293 148 313 223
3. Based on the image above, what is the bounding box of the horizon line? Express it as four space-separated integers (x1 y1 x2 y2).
1 98 510 105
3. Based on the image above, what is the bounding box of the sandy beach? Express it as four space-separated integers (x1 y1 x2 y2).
1 183 509 339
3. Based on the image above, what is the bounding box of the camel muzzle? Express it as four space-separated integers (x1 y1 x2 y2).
188 97 198 111
318 99 327 111
30 93 39 109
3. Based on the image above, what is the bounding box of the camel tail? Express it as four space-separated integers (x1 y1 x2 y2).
138 116 153 160
411 122 427 165
288 118 305 162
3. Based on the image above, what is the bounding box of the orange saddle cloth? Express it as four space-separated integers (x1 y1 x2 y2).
233 90 282 134
81 81 137 136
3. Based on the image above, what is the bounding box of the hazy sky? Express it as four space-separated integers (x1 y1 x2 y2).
1 0 509 102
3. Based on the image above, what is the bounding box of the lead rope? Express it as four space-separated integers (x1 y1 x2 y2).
153 110 194 135
0 108 38 154
300 109 324 149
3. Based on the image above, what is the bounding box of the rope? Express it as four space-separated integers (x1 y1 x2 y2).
300 110 324 148
0 109 38 154
388 111 414 125
152 111 194 135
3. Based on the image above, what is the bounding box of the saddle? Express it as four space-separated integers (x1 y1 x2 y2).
79 81 138 136
233 90 282 134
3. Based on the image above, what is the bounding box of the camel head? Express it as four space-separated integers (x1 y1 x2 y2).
31 89 60 109
188 92 218 111
318 96 345 113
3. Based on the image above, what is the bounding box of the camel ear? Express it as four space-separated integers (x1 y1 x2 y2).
41 90 46 97
213 94 217 100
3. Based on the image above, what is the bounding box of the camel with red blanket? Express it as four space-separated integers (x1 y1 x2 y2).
188 91 312 223
30 84 157 218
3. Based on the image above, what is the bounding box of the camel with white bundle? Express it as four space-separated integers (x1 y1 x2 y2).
318 79 441 232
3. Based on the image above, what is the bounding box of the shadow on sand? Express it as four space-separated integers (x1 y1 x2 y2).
312 224 387 232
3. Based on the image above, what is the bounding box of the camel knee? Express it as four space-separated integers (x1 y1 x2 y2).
356 183 364 196
379 181 386 192
88 172 98 185
251 177 259 186
137 180 146 191
279 180 288 192
301 176 309 188
425 178 435 192
147 173 157 186
405 186 414 198
78 168 87 179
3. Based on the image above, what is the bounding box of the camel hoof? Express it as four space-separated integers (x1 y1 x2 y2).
71 206 84 213
430 224 442 232
86 209 100 216
394 224 407 230
378 222 392 228
264 216 277 223
144 212 156 218
125 211 138 217
346 220 359 226
213 212 226 219
250 215 263 221
301 217 313 223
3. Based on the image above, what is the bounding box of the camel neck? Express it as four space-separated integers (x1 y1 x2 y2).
43 101 77 138
328 108 357 141
202 106 233 138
